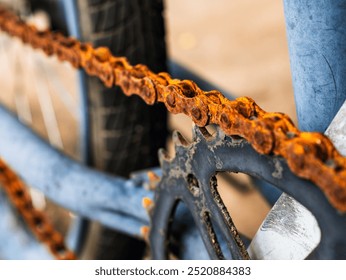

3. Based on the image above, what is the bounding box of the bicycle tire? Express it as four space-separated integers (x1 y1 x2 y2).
29 0 168 259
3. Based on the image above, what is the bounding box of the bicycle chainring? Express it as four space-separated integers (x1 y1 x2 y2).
148 125 346 259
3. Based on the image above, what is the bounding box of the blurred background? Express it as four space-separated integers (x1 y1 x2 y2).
0 0 297 249
166 0 295 120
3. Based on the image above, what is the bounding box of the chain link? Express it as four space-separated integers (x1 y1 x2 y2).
0 5 345 217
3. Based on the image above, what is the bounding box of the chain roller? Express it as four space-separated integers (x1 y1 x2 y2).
0 5 345 215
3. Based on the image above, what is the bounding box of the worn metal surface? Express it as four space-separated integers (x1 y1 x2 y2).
248 102 346 260
1 105 344 259
1 5 346 212
150 126 346 259
283 0 346 132
249 0 346 258
247 103 346 259
248 194 321 259
150 127 249 260
1 4 346 260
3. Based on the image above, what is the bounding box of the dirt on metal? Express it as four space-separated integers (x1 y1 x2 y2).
0 6 345 213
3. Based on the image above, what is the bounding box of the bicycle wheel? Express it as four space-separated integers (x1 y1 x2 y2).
0 0 167 259
72 0 167 260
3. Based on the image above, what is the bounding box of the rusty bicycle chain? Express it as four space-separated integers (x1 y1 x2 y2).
0 159 76 260
0 3 345 223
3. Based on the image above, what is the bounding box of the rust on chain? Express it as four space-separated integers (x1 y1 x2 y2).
0 159 76 260
0 6 346 212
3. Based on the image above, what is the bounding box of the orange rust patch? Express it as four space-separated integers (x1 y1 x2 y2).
0 5 346 212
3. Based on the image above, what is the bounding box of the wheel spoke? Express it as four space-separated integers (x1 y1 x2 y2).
37 55 78 119
26 50 64 149
13 42 33 124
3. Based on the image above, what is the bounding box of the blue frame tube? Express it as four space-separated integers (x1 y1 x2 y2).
0 191 52 259
283 0 346 132
0 105 209 259
0 105 149 237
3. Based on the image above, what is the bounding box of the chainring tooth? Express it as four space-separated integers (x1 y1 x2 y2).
158 148 171 171
172 130 189 147
150 126 251 259
1 5 345 212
